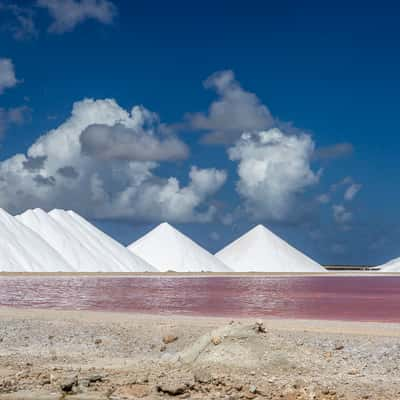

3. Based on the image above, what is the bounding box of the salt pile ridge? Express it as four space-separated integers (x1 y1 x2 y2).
49 209 156 272
17 208 129 273
377 257 400 272
0 208 73 272
215 224 325 273
128 222 232 272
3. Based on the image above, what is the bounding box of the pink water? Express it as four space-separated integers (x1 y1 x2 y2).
0 276 399 322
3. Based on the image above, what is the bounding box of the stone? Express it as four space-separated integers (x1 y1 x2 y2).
254 320 266 333
88 374 103 383
157 382 187 396
292 379 304 389
94 338 102 345
162 334 178 344
60 375 77 392
41 375 51 386
334 341 344 351
249 384 257 393
321 387 331 395
211 336 222 345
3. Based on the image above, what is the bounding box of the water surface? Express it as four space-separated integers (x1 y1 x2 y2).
0 276 399 322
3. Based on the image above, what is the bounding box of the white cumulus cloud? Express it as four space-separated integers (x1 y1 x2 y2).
186 70 274 144
228 128 320 221
344 183 362 201
80 106 189 161
0 58 18 94
0 98 226 223
37 0 117 33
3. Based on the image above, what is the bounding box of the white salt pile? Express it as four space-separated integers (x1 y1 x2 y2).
128 222 232 272
215 224 325 273
17 208 147 273
377 257 400 272
1 207 325 273
48 209 157 272
0 208 73 272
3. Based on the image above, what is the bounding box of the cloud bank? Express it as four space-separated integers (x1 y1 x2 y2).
0 98 226 223
228 128 320 221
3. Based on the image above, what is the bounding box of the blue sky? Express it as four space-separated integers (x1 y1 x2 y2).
0 0 400 265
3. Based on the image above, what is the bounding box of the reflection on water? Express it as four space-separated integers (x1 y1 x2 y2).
0 276 399 322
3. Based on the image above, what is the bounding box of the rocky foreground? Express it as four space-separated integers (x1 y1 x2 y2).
0 308 399 400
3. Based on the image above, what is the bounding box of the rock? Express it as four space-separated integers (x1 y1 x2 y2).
40 375 51 386
348 369 358 375
254 320 266 333
249 384 257 393
60 375 77 392
157 382 187 395
160 344 167 352
162 334 178 344
334 341 344 350
321 387 330 395
234 384 243 391
94 338 102 345
292 379 304 389
88 374 103 383
211 335 222 345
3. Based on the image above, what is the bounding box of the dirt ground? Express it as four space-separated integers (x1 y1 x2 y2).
0 307 399 399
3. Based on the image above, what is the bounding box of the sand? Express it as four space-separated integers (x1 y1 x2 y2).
0 307 399 399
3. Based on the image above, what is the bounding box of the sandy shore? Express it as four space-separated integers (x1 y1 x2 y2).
0 307 399 399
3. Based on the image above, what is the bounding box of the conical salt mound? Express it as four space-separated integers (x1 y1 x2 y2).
215 224 325 273
377 257 400 272
48 209 157 272
17 208 132 273
0 208 73 272
128 222 232 272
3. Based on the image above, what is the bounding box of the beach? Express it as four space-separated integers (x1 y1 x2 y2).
0 307 399 399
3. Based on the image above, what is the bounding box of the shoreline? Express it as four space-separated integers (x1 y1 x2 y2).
0 271 395 277
1 306 400 336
